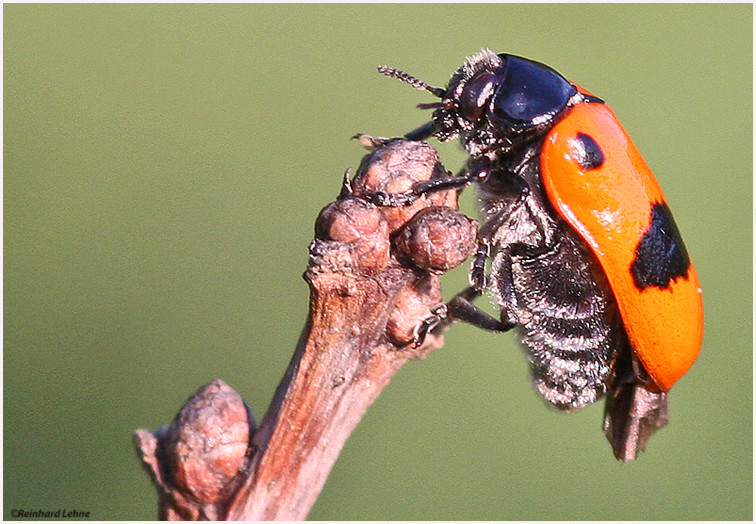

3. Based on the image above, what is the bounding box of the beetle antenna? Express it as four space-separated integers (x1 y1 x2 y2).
377 65 445 98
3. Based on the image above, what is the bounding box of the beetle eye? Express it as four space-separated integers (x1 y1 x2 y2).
459 72 498 122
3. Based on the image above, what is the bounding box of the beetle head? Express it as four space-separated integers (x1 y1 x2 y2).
380 49 582 157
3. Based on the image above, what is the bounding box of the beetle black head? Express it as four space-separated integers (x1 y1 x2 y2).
380 49 581 157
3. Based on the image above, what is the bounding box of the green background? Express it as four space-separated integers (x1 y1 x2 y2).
4 4 752 520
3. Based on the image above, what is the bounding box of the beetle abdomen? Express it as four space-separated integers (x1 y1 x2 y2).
493 226 621 410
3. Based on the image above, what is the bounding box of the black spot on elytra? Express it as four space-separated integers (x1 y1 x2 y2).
574 133 605 170
631 202 691 289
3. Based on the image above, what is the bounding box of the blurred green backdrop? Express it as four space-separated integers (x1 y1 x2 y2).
4 4 752 520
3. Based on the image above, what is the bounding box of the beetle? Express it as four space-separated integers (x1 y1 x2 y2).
372 49 703 460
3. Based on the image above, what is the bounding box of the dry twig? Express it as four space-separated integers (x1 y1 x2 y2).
134 138 477 520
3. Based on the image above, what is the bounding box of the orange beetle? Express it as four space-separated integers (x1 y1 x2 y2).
378 49 703 459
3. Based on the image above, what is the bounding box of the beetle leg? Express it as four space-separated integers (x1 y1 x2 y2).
603 379 668 461
411 286 516 348
447 286 516 332
364 158 495 208
603 342 669 461
404 121 435 141
412 303 449 347
363 169 484 207
469 242 489 292
471 176 531 294
487 245 523 329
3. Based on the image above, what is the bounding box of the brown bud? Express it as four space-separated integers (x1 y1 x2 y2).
165 380 252 506
393 206 478 274
316 197 388 243
314 198 391 274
